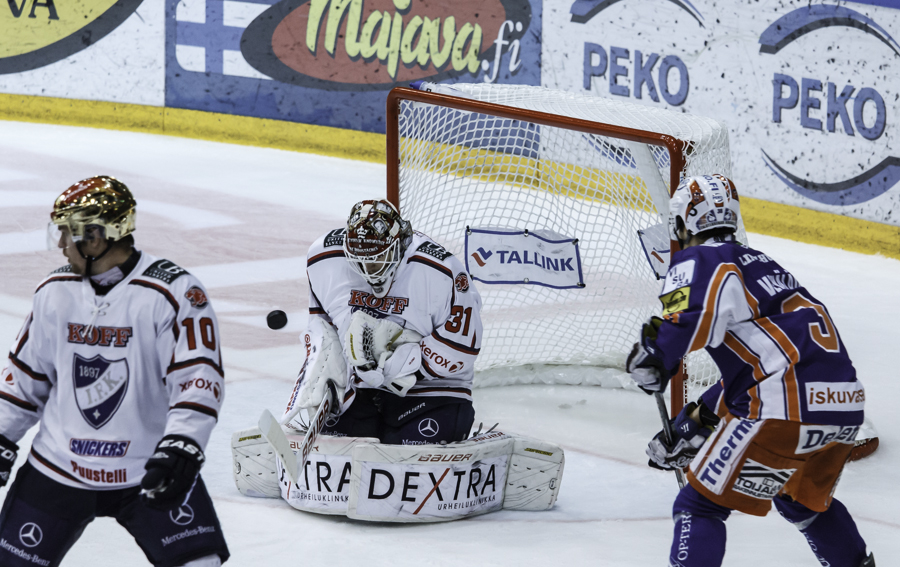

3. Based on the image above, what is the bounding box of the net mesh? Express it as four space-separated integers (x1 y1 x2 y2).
392 84 739 404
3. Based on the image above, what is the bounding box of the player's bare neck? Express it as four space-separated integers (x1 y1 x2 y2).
87 244 134 276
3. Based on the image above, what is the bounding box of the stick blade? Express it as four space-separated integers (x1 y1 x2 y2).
258 409 299 484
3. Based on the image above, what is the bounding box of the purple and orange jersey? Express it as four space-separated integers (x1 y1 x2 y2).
655 241 864 427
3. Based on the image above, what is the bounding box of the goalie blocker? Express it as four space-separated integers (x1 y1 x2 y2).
232 429 564 522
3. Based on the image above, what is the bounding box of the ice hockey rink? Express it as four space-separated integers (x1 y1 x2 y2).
1 120 897 566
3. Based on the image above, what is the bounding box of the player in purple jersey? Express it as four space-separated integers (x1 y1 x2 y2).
0 177 228 566
626 175 873 566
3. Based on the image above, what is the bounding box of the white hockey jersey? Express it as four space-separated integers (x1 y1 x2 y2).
307 229 483 408
0 252 224 489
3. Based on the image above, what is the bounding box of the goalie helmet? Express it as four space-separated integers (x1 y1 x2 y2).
50 175 136 243
344 199 413 298
669 174 739 243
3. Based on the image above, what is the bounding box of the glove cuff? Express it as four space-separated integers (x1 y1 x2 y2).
149 434 205 468
0 434 18 453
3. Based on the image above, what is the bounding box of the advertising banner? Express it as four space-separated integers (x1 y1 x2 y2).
542 0 900 225
165 0 543 133
0 0 164 105
465 228 585 289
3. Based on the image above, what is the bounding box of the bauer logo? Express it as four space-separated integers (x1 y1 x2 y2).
0 0 142 74
240 0 533 90
760 4 900 207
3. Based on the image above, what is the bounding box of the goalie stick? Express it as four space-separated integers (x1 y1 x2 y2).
654 392 687 489
257 380 338 485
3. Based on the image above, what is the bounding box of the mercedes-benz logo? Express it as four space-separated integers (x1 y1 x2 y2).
19 522 42 548
169 504 195 526
418 418 439 438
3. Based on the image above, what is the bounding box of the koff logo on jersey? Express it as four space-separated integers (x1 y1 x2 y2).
348 290 409 314
68 324 133 347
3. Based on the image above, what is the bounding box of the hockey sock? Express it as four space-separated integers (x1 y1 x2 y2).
669 484 731 566
774 496 868 566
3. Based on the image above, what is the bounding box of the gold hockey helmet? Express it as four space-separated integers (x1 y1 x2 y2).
50 176 136 242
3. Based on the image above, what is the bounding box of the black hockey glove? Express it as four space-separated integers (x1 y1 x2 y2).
0 434 18 487
140 434 205 510
647 400 720 471
626 317 672 394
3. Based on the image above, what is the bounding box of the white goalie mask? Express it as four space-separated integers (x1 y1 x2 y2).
669 174 740 244
344 199 413 298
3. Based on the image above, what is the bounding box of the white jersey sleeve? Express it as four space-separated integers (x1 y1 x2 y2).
416 253 483 385
132 263 225 449
1 311 55 442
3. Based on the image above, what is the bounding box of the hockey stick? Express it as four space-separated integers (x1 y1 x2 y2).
257 380 338 485
654 391 687 489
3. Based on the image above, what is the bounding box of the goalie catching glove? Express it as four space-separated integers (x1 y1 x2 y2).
345 311 422 395
647 399 720 471
626 317 673 394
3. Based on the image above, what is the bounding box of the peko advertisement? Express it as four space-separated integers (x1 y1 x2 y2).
0 0 897 227
542 0 899 225
165 0 543 133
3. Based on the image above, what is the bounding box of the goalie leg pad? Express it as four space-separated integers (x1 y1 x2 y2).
231 427 280 498
503 436 565 511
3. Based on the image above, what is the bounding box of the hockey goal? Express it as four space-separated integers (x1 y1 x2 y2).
385 83 735 416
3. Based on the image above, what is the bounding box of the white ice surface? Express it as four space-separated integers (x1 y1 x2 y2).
0 121 897 566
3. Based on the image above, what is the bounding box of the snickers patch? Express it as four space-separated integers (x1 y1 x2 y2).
70 438 130 458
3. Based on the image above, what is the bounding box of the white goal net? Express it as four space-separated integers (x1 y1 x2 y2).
387 83 742 411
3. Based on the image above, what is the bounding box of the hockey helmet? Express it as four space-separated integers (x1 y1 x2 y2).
50 175 136 244
669 174 739 244
344 199 412 298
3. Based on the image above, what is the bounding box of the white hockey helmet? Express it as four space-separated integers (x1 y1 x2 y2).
669 174 740 243
344 199 413 298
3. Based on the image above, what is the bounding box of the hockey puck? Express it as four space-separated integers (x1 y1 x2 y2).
266 310 288 330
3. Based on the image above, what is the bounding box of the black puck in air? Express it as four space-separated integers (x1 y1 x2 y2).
266 310 288 330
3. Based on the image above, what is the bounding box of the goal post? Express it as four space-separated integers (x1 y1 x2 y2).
385 83 733 416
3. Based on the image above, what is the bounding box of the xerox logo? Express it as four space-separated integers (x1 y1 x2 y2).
760 4 899 206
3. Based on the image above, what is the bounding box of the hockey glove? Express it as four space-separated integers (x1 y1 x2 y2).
626 317 671 394
140 435 205 510
647 400 720 471
355 342 421 396
0 434 18 487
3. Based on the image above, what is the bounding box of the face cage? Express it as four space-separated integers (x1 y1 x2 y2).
345 239 401 289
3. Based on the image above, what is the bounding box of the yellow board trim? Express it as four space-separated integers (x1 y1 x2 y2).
1 93 897 260
0 93 385 163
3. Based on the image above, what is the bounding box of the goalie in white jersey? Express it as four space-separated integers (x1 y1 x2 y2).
0 177 228 566
285 199 483 445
